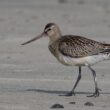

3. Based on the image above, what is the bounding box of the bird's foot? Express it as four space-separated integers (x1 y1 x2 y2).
87 88 101 97
65 91 76 97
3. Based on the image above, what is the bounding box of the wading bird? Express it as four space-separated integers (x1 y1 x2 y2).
22 23 110 97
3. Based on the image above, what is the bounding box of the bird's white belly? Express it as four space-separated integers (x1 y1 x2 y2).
57 53 110 66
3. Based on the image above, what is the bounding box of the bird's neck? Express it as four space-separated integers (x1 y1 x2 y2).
49 33 62 45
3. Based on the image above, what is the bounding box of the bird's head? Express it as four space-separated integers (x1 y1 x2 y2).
21 23 61 45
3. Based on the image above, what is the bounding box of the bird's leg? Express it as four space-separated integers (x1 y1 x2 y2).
66 66 82 96
87 65 101 97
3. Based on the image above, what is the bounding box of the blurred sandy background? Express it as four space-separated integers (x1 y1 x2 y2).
0 0 110 110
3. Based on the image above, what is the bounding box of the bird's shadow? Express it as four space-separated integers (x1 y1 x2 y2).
25 88 110 95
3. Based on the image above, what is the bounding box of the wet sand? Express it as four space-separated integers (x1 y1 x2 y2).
0 0 110 109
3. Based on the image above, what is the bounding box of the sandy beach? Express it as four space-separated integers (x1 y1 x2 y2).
0 0 110 109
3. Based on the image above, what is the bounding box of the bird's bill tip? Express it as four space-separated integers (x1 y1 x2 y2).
21 32 45 45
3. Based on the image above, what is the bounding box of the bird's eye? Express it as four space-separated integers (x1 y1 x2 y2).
47 28 51 31
45 28 51 33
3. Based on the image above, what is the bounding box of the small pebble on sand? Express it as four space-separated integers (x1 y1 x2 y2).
69 102 76 104
84 102 94 106
50 103 64 109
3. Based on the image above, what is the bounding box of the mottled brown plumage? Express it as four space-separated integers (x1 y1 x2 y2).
22 23 110 97
54 35 110 58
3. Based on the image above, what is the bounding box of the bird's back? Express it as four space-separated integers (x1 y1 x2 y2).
58 35 110 58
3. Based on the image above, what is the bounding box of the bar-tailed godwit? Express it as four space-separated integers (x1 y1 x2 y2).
22 23 110 97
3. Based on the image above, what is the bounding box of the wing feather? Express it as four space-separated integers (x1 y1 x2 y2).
58 36 106 58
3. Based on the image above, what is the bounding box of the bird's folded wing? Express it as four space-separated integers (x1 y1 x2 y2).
59 36 107 58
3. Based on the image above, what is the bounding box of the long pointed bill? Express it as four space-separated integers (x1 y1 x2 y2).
21 32 45 45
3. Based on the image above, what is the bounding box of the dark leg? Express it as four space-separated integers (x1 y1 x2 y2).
87 65 101 97
66 66 82 96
